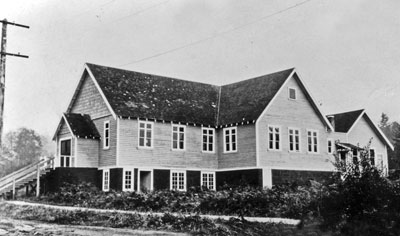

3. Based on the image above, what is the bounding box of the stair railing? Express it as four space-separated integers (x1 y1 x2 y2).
0 156 54 198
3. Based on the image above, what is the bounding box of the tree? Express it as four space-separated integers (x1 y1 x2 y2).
379 112 390 129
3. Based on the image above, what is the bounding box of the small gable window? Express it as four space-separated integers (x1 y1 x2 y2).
172 125 185 150
288 87 297 100
224 127 237 153
139 121 153 148
104 121 110 149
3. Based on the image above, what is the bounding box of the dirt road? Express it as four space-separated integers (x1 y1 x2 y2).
0 216 188 236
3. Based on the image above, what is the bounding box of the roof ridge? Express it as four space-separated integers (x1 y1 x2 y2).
327 108 365 117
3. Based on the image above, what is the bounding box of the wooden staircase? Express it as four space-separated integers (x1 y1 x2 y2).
0 157 55 199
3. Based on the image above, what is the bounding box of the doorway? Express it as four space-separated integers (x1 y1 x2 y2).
138 170 153 192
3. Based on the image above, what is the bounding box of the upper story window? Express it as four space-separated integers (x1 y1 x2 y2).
307 130 318 153
288 87 297 100
172 125 185 150
268 125 281 150
139 121 153 148
202 128 215 153
370 148 375 166
171 170 186 191
103 169 110 192
288 128 300 152
104 121 110 149
223 127 237 153
327 139 333 154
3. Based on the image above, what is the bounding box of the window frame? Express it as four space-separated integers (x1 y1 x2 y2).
327 138 333 154
171 124 186 151
201 127 215 153
223 127 237 153
59 137 74 168
201 171 216 190
268 125 281 151
103 120 110 149
369 148 376 166
307 129 319 154
288 87 297 100
122 168 134 192
138 121 154 148
103 169 110 192
170 170 186 191
288 127 300 152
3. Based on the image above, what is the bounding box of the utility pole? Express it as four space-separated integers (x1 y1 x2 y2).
0 19 29 147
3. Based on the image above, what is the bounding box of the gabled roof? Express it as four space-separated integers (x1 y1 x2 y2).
328 109 394 151
218 69 294 125
327 109 364 132
53 113 100 140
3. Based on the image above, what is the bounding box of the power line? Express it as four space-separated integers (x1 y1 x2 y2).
120 0 314 66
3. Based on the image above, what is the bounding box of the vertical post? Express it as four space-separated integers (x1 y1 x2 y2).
36 164 40 197
12 177 15 200
0 19 7 146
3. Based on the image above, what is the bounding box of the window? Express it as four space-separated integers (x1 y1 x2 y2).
268 125 281 150
171 171 186 191
123 169 134 191
202 128 215 152
60 139 74 167
288 87 297 100
201 172 215 190
307 130 318 153
172 125 185 150
352 149 358 164
327 139 333 154
288 128 300 152
223 127 237 153
103 169 110 191
139 121 153 148
104 121 110 149
370 148 375 166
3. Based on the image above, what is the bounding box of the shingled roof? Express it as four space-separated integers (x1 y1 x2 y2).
85 63 294 126
327 109 364 132
63 113 100 139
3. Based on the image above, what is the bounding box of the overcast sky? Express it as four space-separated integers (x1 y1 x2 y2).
0 0 399 137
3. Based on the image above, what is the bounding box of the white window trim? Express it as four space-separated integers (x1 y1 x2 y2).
103 169 110 192
288 127 301 153
268 125 281 151
59 137 74 168
288 87 297 100
201 127 215 153
201 171 216 191
103 120 110 149
122 168 134 192
223 127 238 153
170 170 186 191
327 138 334 154
306 129 319 154
171 124 186 151
369 147 376 166
138 121 154 149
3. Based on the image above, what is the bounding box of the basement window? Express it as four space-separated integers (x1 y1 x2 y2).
171 170 186 191
103 169 110 192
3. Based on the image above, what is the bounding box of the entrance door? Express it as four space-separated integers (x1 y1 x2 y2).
139 170 152 192
60 139 74 167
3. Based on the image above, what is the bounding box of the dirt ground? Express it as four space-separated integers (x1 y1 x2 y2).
0 216 188 236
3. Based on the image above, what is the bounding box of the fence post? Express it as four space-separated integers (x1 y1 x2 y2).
12 177 15 200
36 164 40 197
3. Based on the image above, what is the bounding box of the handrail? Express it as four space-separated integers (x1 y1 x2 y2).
0 156 54 190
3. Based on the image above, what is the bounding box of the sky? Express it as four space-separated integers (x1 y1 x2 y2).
0 0 399 138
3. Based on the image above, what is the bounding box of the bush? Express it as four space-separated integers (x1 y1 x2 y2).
319 146 400 235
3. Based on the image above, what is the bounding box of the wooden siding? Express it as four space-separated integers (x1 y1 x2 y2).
76 139 99 167
348 115 388 171
93 116 117 167
70 74 111 119
118 119 218 169
258 76 335 171
217 125 257 169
